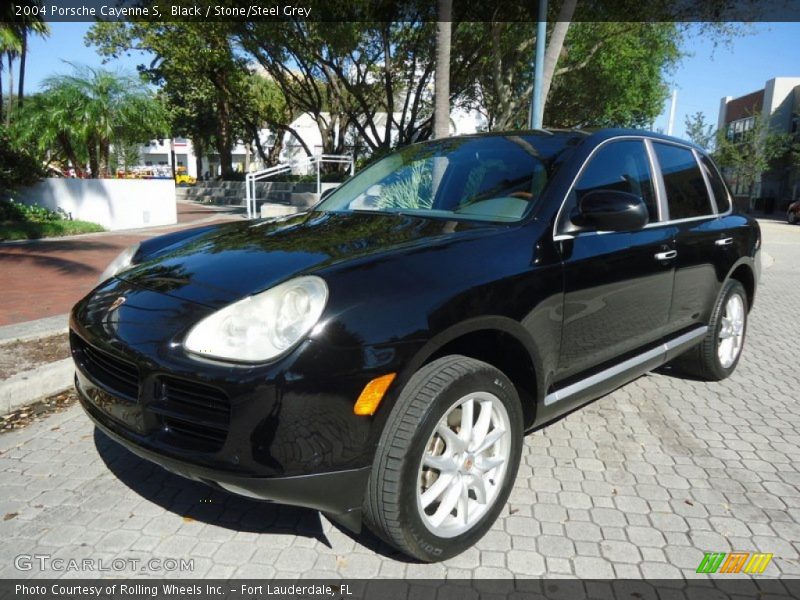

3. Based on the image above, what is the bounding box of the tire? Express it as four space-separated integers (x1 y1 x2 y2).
678 279 748 381
363 355 523 562
789 212 797 224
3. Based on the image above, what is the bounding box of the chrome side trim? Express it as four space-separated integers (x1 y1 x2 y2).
544 326 708 406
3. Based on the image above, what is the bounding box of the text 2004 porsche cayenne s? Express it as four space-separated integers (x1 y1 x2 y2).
71 129 760 561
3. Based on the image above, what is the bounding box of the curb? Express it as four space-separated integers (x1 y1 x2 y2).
0 314 69 345
0 358 74 415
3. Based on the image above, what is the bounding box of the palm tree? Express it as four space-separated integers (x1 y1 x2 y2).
0 25 22 125
18 17 50 109
14 65 169 177
0 7 49 123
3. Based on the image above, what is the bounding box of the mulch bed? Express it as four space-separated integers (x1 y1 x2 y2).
0 333 70 380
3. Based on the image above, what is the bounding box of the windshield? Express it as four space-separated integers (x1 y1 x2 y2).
317 134 576 223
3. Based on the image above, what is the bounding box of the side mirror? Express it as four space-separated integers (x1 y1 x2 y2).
319 187 336 201
573 189 649 232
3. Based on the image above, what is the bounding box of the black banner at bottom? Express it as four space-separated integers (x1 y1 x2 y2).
2 579 800 600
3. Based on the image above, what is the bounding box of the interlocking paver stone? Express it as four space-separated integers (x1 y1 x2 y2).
1 220 799 577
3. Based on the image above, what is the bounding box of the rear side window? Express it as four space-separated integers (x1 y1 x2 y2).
699 154 732 213
573 140 659 222
653 143 714 220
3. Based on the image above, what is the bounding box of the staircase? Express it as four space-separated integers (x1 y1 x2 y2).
177 181 333 219
175 182 247 206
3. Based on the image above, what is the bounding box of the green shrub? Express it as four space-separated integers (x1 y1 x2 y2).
0 199 67 223
0 126 44 194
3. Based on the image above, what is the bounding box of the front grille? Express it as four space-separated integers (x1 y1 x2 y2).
71 332 139 399
151 376 230 452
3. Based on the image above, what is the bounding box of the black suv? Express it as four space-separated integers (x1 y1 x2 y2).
71 129 760 561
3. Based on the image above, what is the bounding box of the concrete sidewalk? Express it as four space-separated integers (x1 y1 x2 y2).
0 201 239 327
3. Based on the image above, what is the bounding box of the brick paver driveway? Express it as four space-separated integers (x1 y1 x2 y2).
0 201 238 326
1 219 799 579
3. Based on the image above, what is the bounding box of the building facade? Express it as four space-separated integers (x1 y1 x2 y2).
717 77 800 207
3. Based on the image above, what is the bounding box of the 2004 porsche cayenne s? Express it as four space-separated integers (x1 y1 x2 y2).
71 129 760 561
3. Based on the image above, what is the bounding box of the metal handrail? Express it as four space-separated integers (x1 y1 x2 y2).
244 154 355 219
244 164 292 219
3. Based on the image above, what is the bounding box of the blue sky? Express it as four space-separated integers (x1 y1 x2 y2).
23 21 800 141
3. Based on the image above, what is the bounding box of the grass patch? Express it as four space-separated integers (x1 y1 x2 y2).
0 219 105 241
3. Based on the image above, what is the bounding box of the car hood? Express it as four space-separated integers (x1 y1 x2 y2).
117 211 499 308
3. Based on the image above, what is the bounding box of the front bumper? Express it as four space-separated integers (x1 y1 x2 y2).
69 277 412 530
79 381 368 529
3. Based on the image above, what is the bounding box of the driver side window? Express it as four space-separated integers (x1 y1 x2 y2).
564 140 659 230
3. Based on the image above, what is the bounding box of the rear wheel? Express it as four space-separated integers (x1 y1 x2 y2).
789 211 797 224
677 279 748 381
363 355 523 562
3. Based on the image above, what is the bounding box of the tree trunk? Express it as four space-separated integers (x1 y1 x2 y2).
87 135 100 178
6 54 14 126
540 0 578 116
17 32 26 109
267 131 284 166
99 139 110 178
215 103 234 178
433 0 452 139
58 133 80 174
193 139 204 180
0 65 4 124
215 136 234 179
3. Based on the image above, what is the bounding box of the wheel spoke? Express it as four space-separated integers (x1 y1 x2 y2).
437 422 467 453
423 453 456 472
468 473 488 504
473 427 506 454
458 481 470 525
429 476 462 528
476 455 505 474
470 400 493 451
459 398 474 445
420 472 455 509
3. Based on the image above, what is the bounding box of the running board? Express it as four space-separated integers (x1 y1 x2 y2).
544 326 708 406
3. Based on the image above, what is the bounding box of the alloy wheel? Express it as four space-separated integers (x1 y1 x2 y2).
718 293 745 368
416 391 512 538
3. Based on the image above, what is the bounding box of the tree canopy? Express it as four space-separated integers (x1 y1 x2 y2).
75 4 751 179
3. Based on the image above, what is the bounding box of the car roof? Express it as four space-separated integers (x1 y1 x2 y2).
448 128 705 153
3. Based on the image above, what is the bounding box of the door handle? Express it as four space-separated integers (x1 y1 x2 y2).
654 250 677 261
715 237 734 246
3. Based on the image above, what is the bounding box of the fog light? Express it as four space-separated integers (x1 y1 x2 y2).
354 373 396 416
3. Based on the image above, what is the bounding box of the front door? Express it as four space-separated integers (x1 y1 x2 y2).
555 139 677 381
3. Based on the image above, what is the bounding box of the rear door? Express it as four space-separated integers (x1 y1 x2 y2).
555 139 678 381
650 142 726 332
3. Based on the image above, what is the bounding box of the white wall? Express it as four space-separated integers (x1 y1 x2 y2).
14 178 177 231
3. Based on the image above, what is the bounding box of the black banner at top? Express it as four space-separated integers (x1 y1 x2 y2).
4 0 800 22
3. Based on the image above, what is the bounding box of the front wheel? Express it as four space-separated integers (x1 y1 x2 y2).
363 355 523 562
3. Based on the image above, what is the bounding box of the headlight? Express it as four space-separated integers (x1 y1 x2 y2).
98 243 140 284
184 276 328 362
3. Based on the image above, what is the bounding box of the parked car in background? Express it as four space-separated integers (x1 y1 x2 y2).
70 129 760 561
788 200 800 224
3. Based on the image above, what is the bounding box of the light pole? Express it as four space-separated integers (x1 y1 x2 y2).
529 0 547 129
